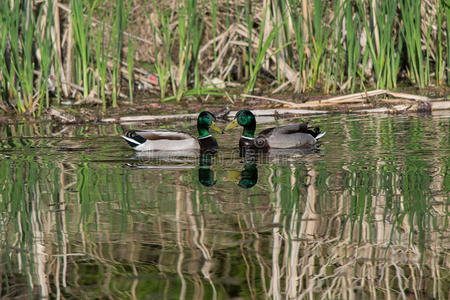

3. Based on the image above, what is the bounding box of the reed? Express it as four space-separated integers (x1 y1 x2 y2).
111 0 128 108
5 0 34 114
245 5 285 93
161 87 224 102
175 0 207 101
358 0 402 89
94 22 110 110
210 0 219 64
71 0 95 100
127 36 136 104
287 0 307 92
308 0 333 88
445 0 450 85
435 0 444 85
148 0 173 100
344 1 360 91
36 0 55 115
399 0 426 88
244 0 253 80
0 0 449 115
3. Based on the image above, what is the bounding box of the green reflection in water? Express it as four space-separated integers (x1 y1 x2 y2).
0 114 448 299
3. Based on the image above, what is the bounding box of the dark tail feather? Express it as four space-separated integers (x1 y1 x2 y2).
311 127 326 140
121 130 147 148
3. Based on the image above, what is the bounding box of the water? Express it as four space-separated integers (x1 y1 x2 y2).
0 113 448 299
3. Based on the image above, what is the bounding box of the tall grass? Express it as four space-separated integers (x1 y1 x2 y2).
111 0 128 108
244 5 286 93
1 0 36 114
0 0 448 116
0 0 132 115
175 0 207 101
148 0 173 100
344 1 360 91
71 0 95 100
435 1 444 85
94 22 110 110
357 0 402 89
127 36 136 104
399 0 426 88
445 0 450 85
287 0 306 92
37 0 55 115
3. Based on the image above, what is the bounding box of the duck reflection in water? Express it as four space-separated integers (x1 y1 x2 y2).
227 163 258 189
198 151 217 187
198 150 258 188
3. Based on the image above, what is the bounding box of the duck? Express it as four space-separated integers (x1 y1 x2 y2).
223 110 325 151
121 111 222 152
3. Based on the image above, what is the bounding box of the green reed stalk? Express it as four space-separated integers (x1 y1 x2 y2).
211 0 218 63
273 1 290 85
435 0 444 85
287 0 306 92
71 0 96 100
111 0 128 108
444 0 450 85
149 0 173 100
357 0 401 89
425 25 431 85
176 0 188 100
0 2 12 110
175 0 206 101
3 0 37 114
161 87 224 102
244 0 253 80
331 0 346 93
53 52 62 104
36 0 54 116
191 1 206 90
399 0 425 88
127 36 136 104
22 4 35 113
94 22 110 110
344 1 360 92
245 5 285 93
308 0 333 88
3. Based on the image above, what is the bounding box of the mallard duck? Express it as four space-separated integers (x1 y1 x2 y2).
121 111 222 152
223 110 325 151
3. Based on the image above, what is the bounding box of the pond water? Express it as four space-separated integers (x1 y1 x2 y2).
0 112 448 299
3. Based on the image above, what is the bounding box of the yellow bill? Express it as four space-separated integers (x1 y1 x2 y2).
209 122 222 134
223 119 239 133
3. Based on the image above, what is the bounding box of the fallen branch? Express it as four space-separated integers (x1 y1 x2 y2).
241 93 301 107
241 90 436 109
386 91 430 101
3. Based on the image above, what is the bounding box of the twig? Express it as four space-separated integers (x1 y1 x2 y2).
240 93 301 107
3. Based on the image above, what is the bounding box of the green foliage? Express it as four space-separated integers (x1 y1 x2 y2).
399 0 426 87
245 5 287 93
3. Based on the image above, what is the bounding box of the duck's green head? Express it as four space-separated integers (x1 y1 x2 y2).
197 111 222 138
223 110 256 138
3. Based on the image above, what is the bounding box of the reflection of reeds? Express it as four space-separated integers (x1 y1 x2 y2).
0 117 448 298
